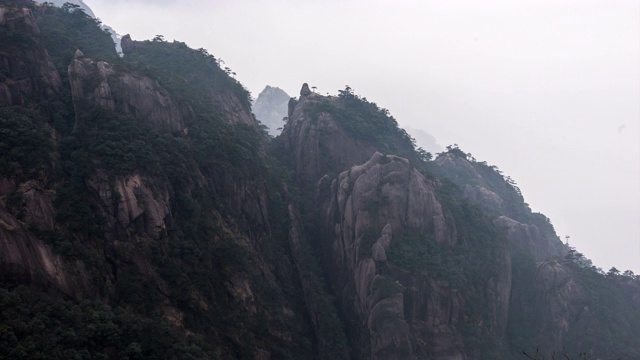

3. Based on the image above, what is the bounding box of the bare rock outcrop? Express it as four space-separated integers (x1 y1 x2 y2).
120 34 138 55
0 204 92 297
328 152 454 248
119 34 256 127
0 5 62 106
214 90 257 126
463 184 504 210
495 216 561 261
68 54 188 133
300 82 312 96
16 180 56 231
436 152 565 261
435 153 483 185
282 90 377 185
0 6 39 34
87 172 172 240
319 152 463 359
435 153 517 216
533 260 587 354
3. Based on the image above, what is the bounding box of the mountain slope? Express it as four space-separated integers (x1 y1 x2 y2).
276 83 640 359
1 1 639 359
1 2 319 358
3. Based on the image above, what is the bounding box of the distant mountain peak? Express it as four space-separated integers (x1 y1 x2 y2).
252 85 290 136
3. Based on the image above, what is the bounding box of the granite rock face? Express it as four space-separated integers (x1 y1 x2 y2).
119 34 257 127
494 216 561 261
435 152 565 261
281 91 377 185
120 34 138 55
533 260 586 353
0 6 62 106
2 5 638 357
300 82 312 96
86 172 172 241
281 88 517 359
68 54 189 133
318 152 471 359
0 202 92 297
16 180 56 231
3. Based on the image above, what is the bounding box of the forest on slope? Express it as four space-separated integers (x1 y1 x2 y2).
1 1 639 359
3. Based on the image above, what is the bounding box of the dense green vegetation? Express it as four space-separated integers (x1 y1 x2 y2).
429 145 531 221
291 85 515 357
305 86 430 164
0 12 38 54
0 107 52 179
38 3 118 73
121 36 251 115
2 1 639 359
265 142 351 359
1 2 320 358
0 285 211 359
507 253 640 359
388 231 465 288
561 263 640 359
436 183 510 357
506 251 540 357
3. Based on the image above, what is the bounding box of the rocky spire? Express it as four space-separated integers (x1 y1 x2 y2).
121 34 135 54
300 83 311 96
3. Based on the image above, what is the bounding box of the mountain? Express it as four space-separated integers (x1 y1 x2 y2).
403 125 443 154
46 0 96 18
252 85 291 136
45 0 123 55
1 1 640 359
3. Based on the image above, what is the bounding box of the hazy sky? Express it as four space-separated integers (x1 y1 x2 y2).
82 0 640 273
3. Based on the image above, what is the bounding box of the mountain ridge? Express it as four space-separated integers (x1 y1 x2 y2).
1 2 639 359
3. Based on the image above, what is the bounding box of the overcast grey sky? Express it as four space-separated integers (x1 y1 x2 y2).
83 0 640 273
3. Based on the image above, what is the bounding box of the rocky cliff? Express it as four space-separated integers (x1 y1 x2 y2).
278 83 640 359
1 1 640 359
317 152 464 359
282 86 377 185
280 86 515 359
434 151 565 261
0 3 315 358
68 50 189 133
0 5 62 106
120 34 257 127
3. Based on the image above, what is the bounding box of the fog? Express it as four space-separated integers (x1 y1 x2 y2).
83 0 640 273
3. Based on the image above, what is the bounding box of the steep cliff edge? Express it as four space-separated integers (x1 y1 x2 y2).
0 4 62 106
2 2 640 359
282 86 376 185
508 257 640 359
68 50 189 133
278 83 640 359
1 3 316 358
318 152 464 359
279 87 514 359
434 149 565 261
121 34 257 127
314 152 514 359
281 84 418 186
